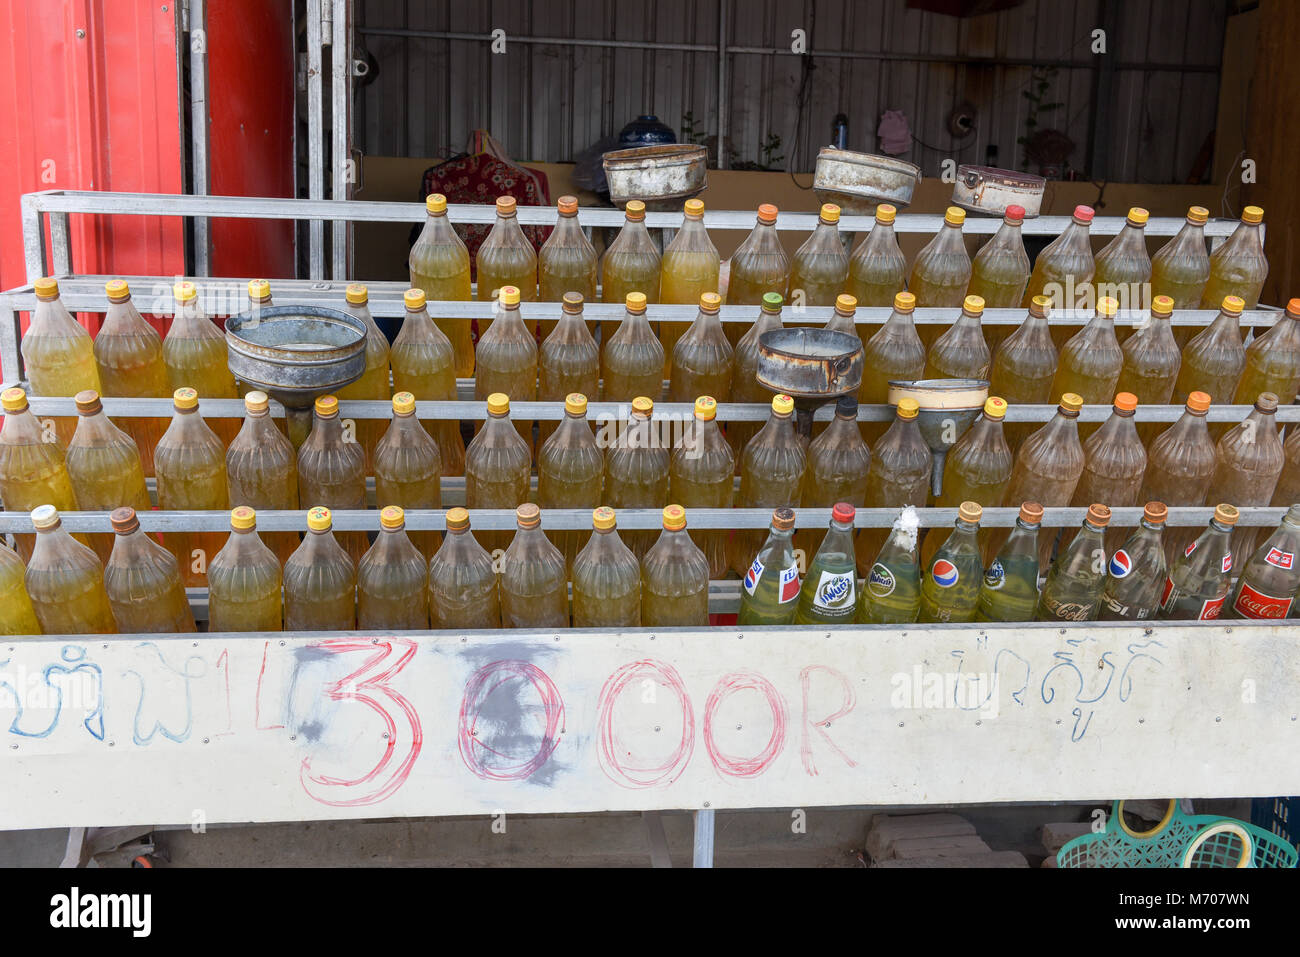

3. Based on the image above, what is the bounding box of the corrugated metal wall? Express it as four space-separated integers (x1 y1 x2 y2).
354 0 1226 184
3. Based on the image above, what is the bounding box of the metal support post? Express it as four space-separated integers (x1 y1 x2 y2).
693 808 715 868
306 0 326 279
189 0 210 276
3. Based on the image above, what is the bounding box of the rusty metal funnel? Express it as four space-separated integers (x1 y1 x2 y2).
756 328 863 438
886 378 989 497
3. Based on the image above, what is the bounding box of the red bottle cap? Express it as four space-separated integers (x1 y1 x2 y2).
1005 205 1025 222
1073 205 1095 223
832 503 855 524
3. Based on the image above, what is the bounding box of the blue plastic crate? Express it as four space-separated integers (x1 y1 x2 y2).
1251 797 1298 853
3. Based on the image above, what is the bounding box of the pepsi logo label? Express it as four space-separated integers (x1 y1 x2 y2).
1265 547 1295 570
1109 550 1133 578
743 558 764 596
778 564 800 603
932 559 959 588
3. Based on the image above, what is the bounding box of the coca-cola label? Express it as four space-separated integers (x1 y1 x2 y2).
1221 553 1233 574
1265 547 1295 570
1161 585 1226 620
1232 582 1294 619
1200 596 1226 620
1039 596 1095 622
811 570 855 615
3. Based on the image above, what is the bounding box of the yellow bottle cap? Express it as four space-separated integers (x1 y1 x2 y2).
30 505 60 530
625 291 647 313
1059 393 1083 413
346 283 368 305
105 278 130 301
820 203 841 224
498 285 521 307
75 390 102 414
772 394 795 415
1221 295 1245 315
958 501 982 523
835 293 857 313
34 276 59 299
631 396 654 417
1 387 27 412
592 506 616 531
446 507 470 531
173 281 197 303
314 394 338 416
963 294 985 314
944 206 965 226
896 397 919 420
487 393 510 415
757 203 778 224
230 506 257 531
1127 207 1149 226
307 506 332 532
684 199 705 218
1187 206 1209 225
893 291 916 311
1029 294 1053 317
699 291 722 312
380 505 405 530
984 396 1007 419
496 196 518 215
694 396 717 420
625 199 646 220
1151 295 1174 317
244 390 270 413
426 193 448 214
564 393 587 416
392 391 416 415
515 503 541 528
562 291 584 313
1242 206 1263 225
1097 296 1118 317
173 387 199 410
876 204 897 224
403 288 426 310
1214 503 1239 526
662 504 687 531
248 279 271 301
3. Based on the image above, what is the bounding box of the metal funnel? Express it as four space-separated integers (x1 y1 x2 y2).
886 378 989 497
756 327 863 438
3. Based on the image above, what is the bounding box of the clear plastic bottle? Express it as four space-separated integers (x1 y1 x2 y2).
1234 297 1300 406
337 283 394 468
601 199 661 304
937 396 1012 508
1052 295 1123 405
162 281 238 400
22 277 101 398
0 543 40 635
539 195 598 304
908 207 972 307
537 392 603 569
464 393 532 552
1092 207 1152 309
155 388 229 586
1098 502 1168 621
968 205 1031 308
602 291 665 403
728 204 790 305
225 389 299 565
989 295 1058 408
1200 206 1268 309
919 501 983 624
409 193 475 377
1073 392 1147 527
104 506 195 633
822 293 858 336
859 291 926 406
1022 205 1095 310
669 396 734 578
24 505 116 634
65 390 151 564
1035 504 1110 622
641 505 710 627
925 294 990 381
660 199 720 369
999 392 1085 565
604 396 670 558
428 507 502 630
1208 392 1284 569
847 204 908 307
389 288 463 475
93 278 167 474
854 398 933 575
500 503 569 628
1271 418 1300 508
539 292 600 423
856 505 922 625
734 394 806 573
207 507 283 632
789 203 849 306
1150 206 1210 309
792 502 859 624
0 387 78 559
801 395 871 512
1159 504 1237 620
1228 503 1300 620
357 506 429 630
729 293 783 459
976 501 1043 623
476 282 539 409
572 506 642 628
284 506 357 631
1118 294 1181 406
738 507 801 626
476 195 538 301
670 292 733 402
373 392 442 559
296 395 366 567
1172 295 1246 405
1139 391 1218 561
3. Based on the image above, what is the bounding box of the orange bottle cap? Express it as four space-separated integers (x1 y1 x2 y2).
694 396 717 420
1186 391 1211 413
105 507 139 534
1113 392 1138 413
105 278 130 301
496 196 518 215
661 505 687 531
446 507 470 531
173 387 199 410
314 394 338 416
515 503 542 528
346 283 368 305
958 501 982 523
403 288 426 310
1214 503 1239 526
1018 502 1044 524
564 393 588 416
487 393 510 415
757 203 778 224
772 394 794 415
893 291 916 311
380 506 405 530
875 204 897 224
592 506 616 531
1087 503 1111 526
1287 298 1300 319
392 392 416 415
306 506 332 531
230 506 257 531
1143 502 1167 525
557 195 579 215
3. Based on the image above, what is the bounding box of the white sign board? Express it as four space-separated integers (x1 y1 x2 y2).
1 623 1297 830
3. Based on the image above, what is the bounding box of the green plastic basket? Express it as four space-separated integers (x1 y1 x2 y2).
1058 800 1299 869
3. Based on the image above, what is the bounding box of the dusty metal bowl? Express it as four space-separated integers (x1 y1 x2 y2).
951 165 1046 218
756 328 863 399
813 147 922 213
602 144 708 210
886 378 989 496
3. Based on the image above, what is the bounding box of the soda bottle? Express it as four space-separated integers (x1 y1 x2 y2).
1150 206 1210 309
975 501 1043 622
998 393 1085 565
296 394 366 563
1098 502 1169 621
989 295 1058 415
464 393 532 552
475 284 538 442
854 398 932 575
1234 298 1300 406
728 204 790 305
65 390 151 564
537 392 603 569
1139 391 1218 561
789 204 849 306
103 506 195 634
734 393 806 574
846 204 907 307
729 293 783 458
908 207 971 307
571 507 641 628
936 396 1012 508
1092 207 1152 309
660 199 720 370
856 505 922 625
409 193 474 376
671 292 734 402
670 396 734 578
357 506 430 631
1271 422 1300 508
539 195 598 303
284 506 356 631
822 293 858 336
1022 205 1094 310
539 292 600 429
373 392 442 559
337 283 394 468
162 281 237 405
918 501 983 624
968 205 1031 314
1228 503 1300 620
476 195 538 301
24 505 116 634
1159 503 1238 621
93 278 167 474
390 288 462 474
738 507 801 626
641 504 711 627
1208 392 1284 569
792 502 858 625
601 200 661 304
1172 295 1246 405
604 396 670 558
207 507 283 632
1051 295 1123 405
1073 392 1147 524
924 295 990 381
1200 206 1268 309
602 291 665 403
155 388 230 586
1118 295 1181 406
428 507 501 630
0 542 41 635
1035 504 1110 622
22 277 101 399
859 291 926 406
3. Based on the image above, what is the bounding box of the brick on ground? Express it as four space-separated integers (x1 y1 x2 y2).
885 835 992 860
1040 822 1092 854
872 851 1029 868
865 813 978 860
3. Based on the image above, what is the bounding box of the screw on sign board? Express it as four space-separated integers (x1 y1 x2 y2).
2 624 1300 829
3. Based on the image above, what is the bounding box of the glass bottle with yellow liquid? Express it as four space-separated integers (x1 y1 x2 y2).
475 284 538 441
1150 206 1210 309
670 292 733 402
337 284 393 470
410 193 475 377
1209 392 1284 570
997 393 1086 565
799 395 872 556
789 204 849 306
207 507 283 632
1072 392 1147 550
1138 391 1218 561
642 505 710 627
539 195 598 303
572 506 641 628
728 204 790 306
162 280 237 399
155 388 229 587
429 507 501 629
733 394 806 574
924 295 990 380
601 200 661 305
104 506 195 633
1092 207 1152 310
602 292 665 403
1234 297 1300 406
728 293 783 459
854 398 933 575
297 394 367 564
22 277 101 399
391 288 463 474
1022 205 1094 310
669 396 734 579
464 393 532 552
1051 295 1123 405
537 393 603 569
660 199 720 369
918 501 984 624
93 278 167 474
65 390 151 565
1118 295 1181 406
225 390 299 567
908 207 971 307
0 387 78 560
25 505 116 634
501 503 569 628
373 392 442 559
357 506 429 630
990 295 1058 408
284 506 356 631
604 396 670 558
847 204 907 306
1172 295 1246 405
0 543 40 635
859 291 926 407
1200 206 1268 309
968 205 1031 309
539 293 600 432
476 195 537 301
